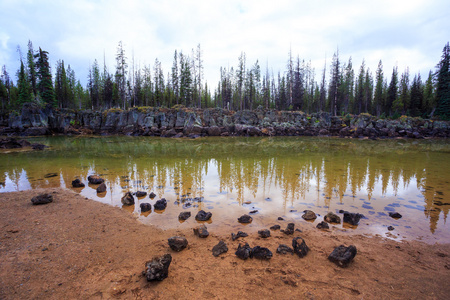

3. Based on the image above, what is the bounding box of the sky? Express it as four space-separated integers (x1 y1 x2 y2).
0 0 449 88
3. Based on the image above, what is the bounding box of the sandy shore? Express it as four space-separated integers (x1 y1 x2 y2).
1 188 449 299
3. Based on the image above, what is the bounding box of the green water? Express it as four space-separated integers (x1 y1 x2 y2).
1 136 449 243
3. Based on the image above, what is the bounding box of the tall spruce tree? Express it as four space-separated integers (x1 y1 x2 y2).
435 42 450 119
17 60 32 108
36 47 55 106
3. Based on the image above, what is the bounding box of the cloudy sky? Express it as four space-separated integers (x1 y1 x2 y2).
0 0 449 87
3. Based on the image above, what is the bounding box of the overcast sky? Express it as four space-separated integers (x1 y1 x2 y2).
1 0 449 88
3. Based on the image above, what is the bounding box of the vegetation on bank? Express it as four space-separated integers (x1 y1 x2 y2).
1 41 449 121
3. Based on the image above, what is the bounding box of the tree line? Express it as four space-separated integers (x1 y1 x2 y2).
1 41 449 120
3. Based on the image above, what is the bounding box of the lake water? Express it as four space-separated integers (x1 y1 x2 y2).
1 136 449 243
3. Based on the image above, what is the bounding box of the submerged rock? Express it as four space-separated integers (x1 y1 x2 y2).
96 182 107 193
144 254 172 281
270 225 281 231
238 214 253 224
193 225 209 238
231 231 248 241
281 223 295 235
277 244 294 255
292 237 309 258
140 203 152 212
343 211 365 225
324 212 341 223
195 210 212 221
302 210 317 220
178 211 191 221
71 178 85 188
149 192 156 198
31 193 53 205
121 192 135 206
389 212 402 219
154 198 167 210
258 229 271 238
87 175 104 184
168 236 188 252
212 241 228 257
31 143 47 150
135 191 147 197
328 245 357 267
251 246 273 260
316 221 329 230
388 226 395 231
235 243 252 260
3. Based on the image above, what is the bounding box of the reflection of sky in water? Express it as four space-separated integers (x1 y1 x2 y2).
0 136 449 243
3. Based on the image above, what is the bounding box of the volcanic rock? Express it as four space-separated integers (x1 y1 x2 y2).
328 245 357 267
292 237 309 258
193 225 209 238
231 231 248 241
324 212 341 223
121 192 135 206
195 210 212 221
235 243 252 260
154 198 167 210
168 236 188 252
343 211 365 225
316 221 329 229
87 175 104 184
238 214 252 223
96 182 107 193
389 212 402 219
178 211 191 221
140 203 152 212
302 210 317 220
71 178 85 188
31 193 53 205
277 244 294 255
144 254 172 281
251 246 272 260
258 229 271 238
212 241 228 257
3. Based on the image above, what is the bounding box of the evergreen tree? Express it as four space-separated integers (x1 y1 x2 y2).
354 61 365 114
327 50 340 115
423 71 435 115
27 40 37 99
374 60 384 116
409 74 423 117
386 66 398 116
115 41 128 108
435 42 450 119
36 47 56 106
17 60 32 108
171 50 179 105
393 68 409 115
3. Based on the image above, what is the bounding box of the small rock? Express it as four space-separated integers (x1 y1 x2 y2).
270 225 281 231
149 192 156 198
292 237 309 258
324 212 341 223
71 179 85 188
44 173 58 178
249 210 259 214
238 214 252 223
168 236 188 252
277 217 284 220
328 245 357 267
178 211 191 221
154 198 167 210
258 229 271 238
140 203 152 212
212 241 228 257
289 209 297 212
195 210 212 221
96 182 107 193
389 212 402 219
281 223 295 235
193 225 209 238
121 192 135 205
277 244 294 255
316 221 329 230
387 226 395 231
343 211 365 225
144 254 172 281
87 175 104 184
231 231 248 241
251 246 273 260
235 243 252 260
31 193 53 205
135 191 147 197
31 143 47 150
302 210 317 220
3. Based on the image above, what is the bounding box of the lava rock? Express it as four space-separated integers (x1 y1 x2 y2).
31 193 53 205
231 231 248 241
292 237 309 258
149 192 156 198
277 217 284 220
277 244 294 255
135 191 147 197
71 178 85 188
193 225 209 238
238 214 253 223
281 223 295 235
251 246 273 260
324 212 341 223
302 210 317 220
249 210 259 214
140 203 152 212
195 210 212 221
212 241 228 257
328 245 357 267
168 236 188 252
258 229 271 238
270 225 281 231
144 254 172 281
178 211 191 221
154 198 167 210
387 226 395 231
389 212 402 219
121 192 135 205
96 182 107 193
343 211 365 225
235 243 252 260
316 221 329 229
87 175 104 184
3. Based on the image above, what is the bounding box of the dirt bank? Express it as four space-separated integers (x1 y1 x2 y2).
1 188 449 299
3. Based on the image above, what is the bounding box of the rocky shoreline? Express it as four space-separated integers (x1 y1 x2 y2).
1 103 449 138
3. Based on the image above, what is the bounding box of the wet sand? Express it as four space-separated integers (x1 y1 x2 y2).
1 188 449 299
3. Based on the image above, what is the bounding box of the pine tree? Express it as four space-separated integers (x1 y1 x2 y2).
327 50 340 115
409 74 423 117
423 71 435 115
386 66 398 116
17 60 32 108
115 41 128 109
374 60 384 116
36 47 56 106
27 40 37 99
435 42 450 119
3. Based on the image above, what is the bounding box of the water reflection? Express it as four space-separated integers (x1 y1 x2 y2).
0 136 449 242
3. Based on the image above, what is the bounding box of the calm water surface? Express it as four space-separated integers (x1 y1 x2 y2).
1 136 449 243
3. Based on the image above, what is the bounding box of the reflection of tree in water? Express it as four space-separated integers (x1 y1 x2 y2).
0 136 449 233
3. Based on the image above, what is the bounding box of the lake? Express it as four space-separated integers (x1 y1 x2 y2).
1 136 449 243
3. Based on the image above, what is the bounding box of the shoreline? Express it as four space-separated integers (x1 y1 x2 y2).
1 187 449 299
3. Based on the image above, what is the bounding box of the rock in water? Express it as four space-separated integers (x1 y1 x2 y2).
121 192 135 205
31 194 53 205
140 203 151 212
195 210 212 221
387 226 395 231
258 229 271 238
168 236 188 252
231 231 248 241
178 211 191 221
302 210 317 220
149 192 156 198
135 191 147 197
144 254 172 281
251 246 272 260
154 198 167 210
237 214 252 223
212 241 228 257
193 225 209 238
292 237 309 258
87 175 104 184
71 178 85 188
316 221 329 229
389 212 402 219
328 245 357 267
343 212 364 225
281 223 295 235
96 182 107 193
277 244 294 255
235 243 252 260
324 212 341 223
